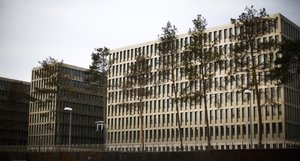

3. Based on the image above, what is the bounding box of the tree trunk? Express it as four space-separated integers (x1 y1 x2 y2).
56 111 61 146
56 79 61 150
251 49 262 149
204 93 211 150
173 83 183 151
253 72 262 148
139 100 145 151
202 65 211 150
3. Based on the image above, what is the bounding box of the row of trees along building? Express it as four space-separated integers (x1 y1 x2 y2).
26 6 299 152
2 5 299 153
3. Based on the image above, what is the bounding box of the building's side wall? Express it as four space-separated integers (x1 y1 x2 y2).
2 149 300 161
0 77 29 145
279 14 300 147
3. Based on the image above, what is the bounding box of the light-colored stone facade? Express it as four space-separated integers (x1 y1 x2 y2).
107 13 300 151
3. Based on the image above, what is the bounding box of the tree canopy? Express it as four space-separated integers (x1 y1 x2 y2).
270 40 300 85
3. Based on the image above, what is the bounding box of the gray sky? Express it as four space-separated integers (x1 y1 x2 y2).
1 0 299 82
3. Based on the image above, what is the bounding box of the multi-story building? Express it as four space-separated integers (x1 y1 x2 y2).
0 77 30 145
107 13 300 151
28 63 105 151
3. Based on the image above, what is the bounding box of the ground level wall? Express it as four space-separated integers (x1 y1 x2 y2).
1 149 299 161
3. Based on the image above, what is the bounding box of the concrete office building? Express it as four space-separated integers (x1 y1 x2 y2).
0 77 30 146
107 13 300 151
28 63 105 151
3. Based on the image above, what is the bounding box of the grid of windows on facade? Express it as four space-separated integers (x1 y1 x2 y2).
32 65 88 80
281 17 300 40
107 90 285 144
28 64 105 150
106 14 300 151
0 77 30 145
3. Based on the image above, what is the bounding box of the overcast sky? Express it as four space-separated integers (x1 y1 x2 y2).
0 0 299 82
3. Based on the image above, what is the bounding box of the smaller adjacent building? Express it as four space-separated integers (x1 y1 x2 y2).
0 77 30 145
28 63 106 151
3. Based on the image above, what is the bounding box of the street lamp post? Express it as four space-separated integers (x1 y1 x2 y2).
64 107 72 149
244 89 253 149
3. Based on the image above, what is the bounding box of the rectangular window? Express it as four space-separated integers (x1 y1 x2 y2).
254 124 258 134
226 126 229 136
220 93 223 105
237 125 240 135
272 123 276 134
236 91 239 105
237 108 240 118
225 109 228 122
214 31 217 42
200 111 202 123
278 105 282 116
241 74 245 85
266 105 270 117
220 109 223 121
277 87 281 101
232 125 235 135
242 107 245 119
224 45 228 54
234 27 238 36
253 106 257 119
264 88 269 103
236 75 240 87
180 38 183 47
215 126 219 136
229 28 233 37
219 30 222 41
271 105 276 116
266 123 270 134
279 122 282 133
275 35 279 44
209 32 212 42
225 76 228 90
230 92 234 106
225 92 228 106
185 37 189 46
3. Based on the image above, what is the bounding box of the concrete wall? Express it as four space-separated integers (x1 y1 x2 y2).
1 149 299 161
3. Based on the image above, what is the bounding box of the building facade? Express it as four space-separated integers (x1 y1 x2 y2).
0 77 30 146
107 13 300 151
28 63 105 151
